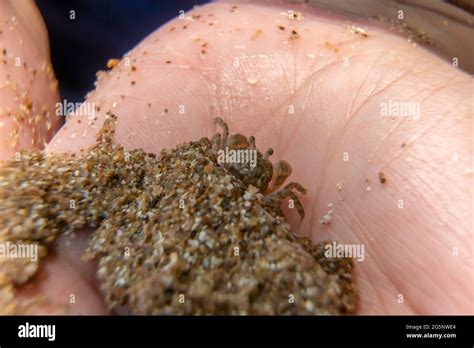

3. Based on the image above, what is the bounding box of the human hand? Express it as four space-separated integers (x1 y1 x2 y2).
4 1 472 314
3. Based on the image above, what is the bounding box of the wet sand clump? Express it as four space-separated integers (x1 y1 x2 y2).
0 115 357 315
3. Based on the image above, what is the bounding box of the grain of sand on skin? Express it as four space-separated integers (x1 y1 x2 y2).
0 114 357 315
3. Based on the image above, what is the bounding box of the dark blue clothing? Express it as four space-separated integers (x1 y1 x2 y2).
36 0 208 102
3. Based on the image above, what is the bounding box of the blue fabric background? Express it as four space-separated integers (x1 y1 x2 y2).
36 0 208 102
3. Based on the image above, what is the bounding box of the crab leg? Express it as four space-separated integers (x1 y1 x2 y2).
211 133 221 152
214 117 229 149
267 182 307 220
266 160 292 193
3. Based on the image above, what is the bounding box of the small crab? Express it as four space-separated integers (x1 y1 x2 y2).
211 117 307 219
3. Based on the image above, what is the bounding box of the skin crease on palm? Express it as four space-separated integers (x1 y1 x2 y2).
1 0 472 314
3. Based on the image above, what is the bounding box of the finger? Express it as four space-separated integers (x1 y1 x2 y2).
0 0 61 162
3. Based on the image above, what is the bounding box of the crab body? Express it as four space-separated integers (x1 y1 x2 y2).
212 117 307 219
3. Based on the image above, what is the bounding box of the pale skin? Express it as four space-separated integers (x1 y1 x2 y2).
0 0 472 314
